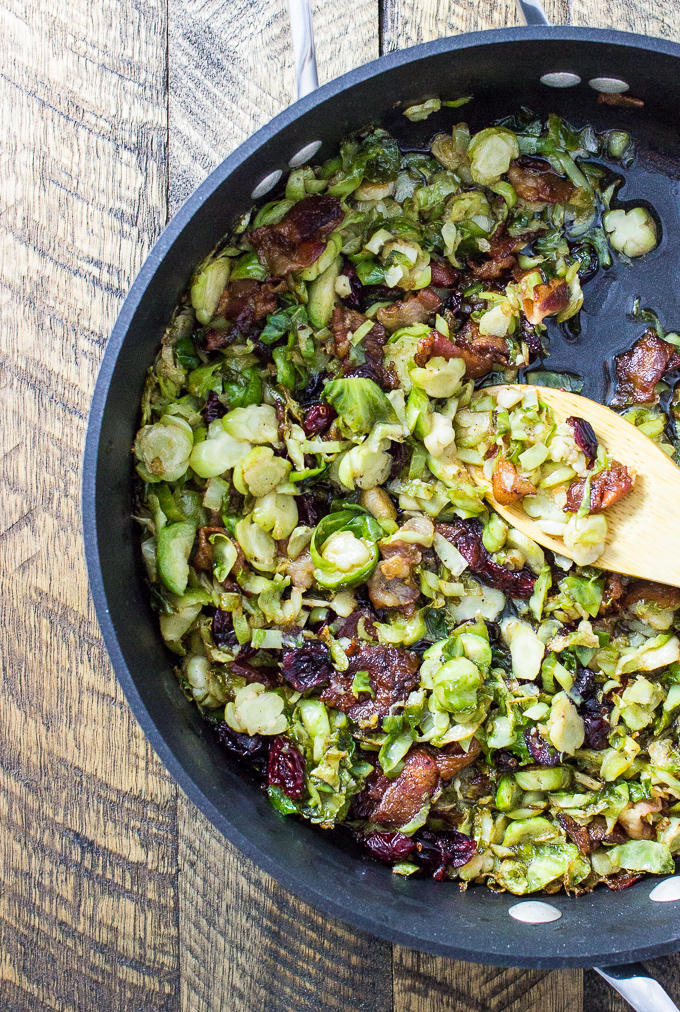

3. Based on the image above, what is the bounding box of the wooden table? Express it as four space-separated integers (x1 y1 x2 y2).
3 0 680 1007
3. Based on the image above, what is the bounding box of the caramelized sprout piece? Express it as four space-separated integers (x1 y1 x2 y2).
135 414 194 483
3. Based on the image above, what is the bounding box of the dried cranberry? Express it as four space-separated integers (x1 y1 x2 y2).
267 736 306 799
492 749 519 772
580 697 613 750
435 519 536 598
414 829 477 880
521 317 543 358
446 290 463 315
216 722 269 763
212 609 238 649
281 642 333 691
525 727 561 766
203 390 226 425
302 403 336 436
296 490 331 527
567 416 598 468
363 831 416 864
230 646 278 685
388 440 408 480
571 666 596 703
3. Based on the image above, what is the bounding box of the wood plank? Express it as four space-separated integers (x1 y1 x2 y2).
178 799 392 1012
167 0 380 215
0 0 179 1007
393 952 582 1012
170 3 391 1010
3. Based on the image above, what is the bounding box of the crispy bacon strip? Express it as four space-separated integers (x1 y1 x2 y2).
248 195 344 276
375 287 442 333
564 461 634 513
612 330 680 406
523 277 569 325
492 460 536 505
507 156 575 204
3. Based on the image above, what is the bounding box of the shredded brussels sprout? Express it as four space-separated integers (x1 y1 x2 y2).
133 109 680 896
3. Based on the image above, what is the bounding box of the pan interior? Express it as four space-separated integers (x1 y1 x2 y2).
85 30 680 968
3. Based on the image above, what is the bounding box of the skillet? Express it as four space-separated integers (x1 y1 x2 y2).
82 0 680 1003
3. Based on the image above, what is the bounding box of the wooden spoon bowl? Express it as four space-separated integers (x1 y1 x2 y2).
466 385 680 583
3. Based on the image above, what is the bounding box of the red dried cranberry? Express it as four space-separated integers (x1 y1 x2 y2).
492 749 519 771
446 290 463 315
230 646 278 685
525 727 561 766
203 390 226 425
267 736 306 799
414 829 477 880
281 642 333 691
571 666 596 702
435 519 536 598
216 722 269 763
212 609 238 649
296 490 331 527
302 403 336 436
580 697 613 750
388 441 408 480
363 831 416 864
567 416 598 468
521 317 543 357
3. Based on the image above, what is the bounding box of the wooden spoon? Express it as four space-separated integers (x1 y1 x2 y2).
466 384 680 583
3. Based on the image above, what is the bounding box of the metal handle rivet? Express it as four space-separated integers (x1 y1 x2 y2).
540 72 581 88
588 77 629 93
251 170 283 200
509 901 562 923
289 141 323 168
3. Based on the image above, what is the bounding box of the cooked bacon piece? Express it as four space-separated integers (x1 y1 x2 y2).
376 287 442 333
432 739 481 781
435 518 536 598
612 330 680 406
492 459 536 505
564 460 634 513
622 580 680 611
205 278 284 349
587 815 626 846
557 813 591 855
507 156 575 204
605 870 644 890
617 798 664 840
453 320 511 380
368 748 441 829
600 572 627 615
468 223 541 281
429 258 461 287
414 322 510 380
330 305 395 389
192 526 224 572
367 540 422 612
248 195 344 276
330 305 366 359
320 645 420 728
523 277 569 325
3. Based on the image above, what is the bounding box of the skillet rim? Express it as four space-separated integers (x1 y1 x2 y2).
83 25 680 968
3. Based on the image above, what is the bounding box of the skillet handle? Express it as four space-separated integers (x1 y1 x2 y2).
515 0 550 25
287 0 319 100
595 963 680 1012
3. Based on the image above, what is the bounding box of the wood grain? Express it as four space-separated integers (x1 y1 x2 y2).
178 805 392 1012
0 0 179 1007
3 0 680 1006
167 0 379 214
